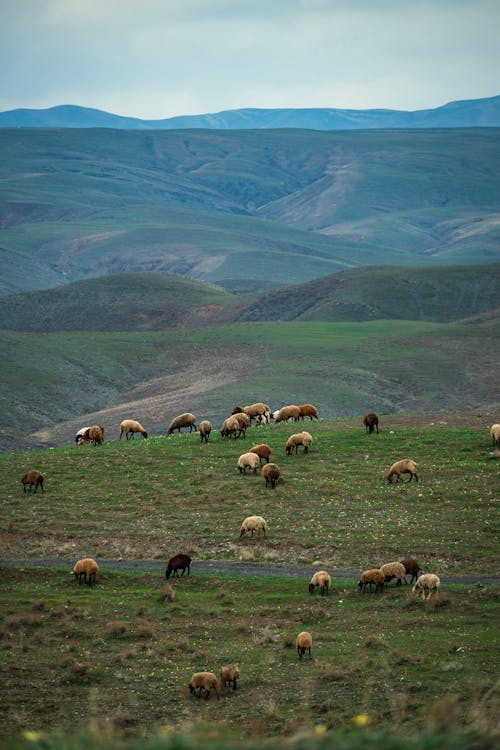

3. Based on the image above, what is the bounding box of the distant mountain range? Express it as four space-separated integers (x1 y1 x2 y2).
1 95 500 130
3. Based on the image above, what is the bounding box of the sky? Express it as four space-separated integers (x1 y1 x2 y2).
1 0 499 119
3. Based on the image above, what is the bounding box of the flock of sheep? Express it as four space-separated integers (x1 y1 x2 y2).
20 407 500 700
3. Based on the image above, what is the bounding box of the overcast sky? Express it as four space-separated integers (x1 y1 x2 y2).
1 0 499 119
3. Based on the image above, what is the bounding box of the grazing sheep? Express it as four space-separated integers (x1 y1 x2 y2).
363 412 379 434
167 412 197 436
166 554 191 579
296 631 313 660
298 403 319 420
75 427 91 444
119 419 148 440
243 402 272 425
199 420 212 443
87 425 104 445
309 570 331 596
72 557 99 586
220 664 240 690
358 569 385 593
490 423 500 449
239 515 268 540
285 431 313 455
233 412 250 429
387 458 418 484
400 558 422 584
380 561 407 586
21 470 44 493
231 406 244 414
237 452 260 475
189 672 220 700
221 415 244 438
275 405 301 423
250 443 272 464
262 462 280 488
412 573 441 600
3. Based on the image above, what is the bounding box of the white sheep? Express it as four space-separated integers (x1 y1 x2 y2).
285 431 313 455
490 423 500 449
380 561 407 586
239 515 268 540
237 452 260 475
220 664 240 690
296 631 312 659
387 458 418 484
188 671 220 699
119 419 148 440
309 570 331 596
167 412 196 436
412 573 441 600
72 557 99 586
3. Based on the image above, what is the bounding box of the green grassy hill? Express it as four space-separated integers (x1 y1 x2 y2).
1 127 499 293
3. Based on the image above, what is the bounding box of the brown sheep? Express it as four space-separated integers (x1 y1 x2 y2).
167 412 197 436
250 443 272 464
298 403 318 420
296 631 312 659
21 470 44 493
243 402 272 425
400 558 422 584
220 415 244 438
87 425 104 445
165 554 191 579
363 412 379 434
387 458 418 484
358 569 385 593
380 561 406 586
72 557 99 586
275 405 300 423
199 420 212 443
220 664 240 690
262 462 280 488
189 672 220 699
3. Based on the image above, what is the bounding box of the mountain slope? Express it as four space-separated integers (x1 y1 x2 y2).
1 96 499 130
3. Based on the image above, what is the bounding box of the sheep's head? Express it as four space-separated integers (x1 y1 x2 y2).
308 583 316 594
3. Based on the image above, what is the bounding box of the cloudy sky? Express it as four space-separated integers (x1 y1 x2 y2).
1 0 499 119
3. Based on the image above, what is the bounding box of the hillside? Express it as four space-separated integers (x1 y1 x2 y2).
1 127 500 294
1 95 499 129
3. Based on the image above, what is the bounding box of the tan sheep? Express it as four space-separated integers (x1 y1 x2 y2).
285 431 313 455
237 452 260 475
309 570 331 596
72 557 99 586
250 443 272 464
490 423 500 449
243 402 272 425
21 470 44 493
199 420 212 443
296 631 312 660
119 419 148 440
380 561 406 586
167 412 197 436
412 573 440 600
387 458 418 484
188 671 220 700
298 403 318 420
220 664 240 690
400 558 422 584
239 515 268 540
87 425 104 445
358 569 385 593
221 415 244 438
262 462 280 488
275 405 300 423
233 412 251 429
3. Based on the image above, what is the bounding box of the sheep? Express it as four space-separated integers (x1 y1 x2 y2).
275 405 301 423
296 631 312 660
165 554 191 579
309 570 331 596
21 470 44 493
285 431 313 455
87 425 104 445
387 458 418 484
412 573 441 600
119 419 148 440
220 664 240 690
400 558 422 584
363 412 379 434
237 452 260 475
262 462 280 488
243 402 272 425
189 672 220 700
199 420 212 443
221 415 244 438
72 557 99 586
167 412 197 436
490 423 500 449
75 427 91 444
298 403 318 420
239 515 268 540
250 443 272 464
380 561 407 586
358 569 385 593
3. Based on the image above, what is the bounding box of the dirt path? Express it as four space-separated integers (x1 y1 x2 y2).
1 558 499 586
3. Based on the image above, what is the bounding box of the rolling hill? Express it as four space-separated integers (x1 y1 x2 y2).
1 95 499 129
1 127 500 294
